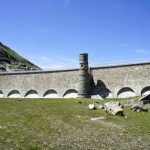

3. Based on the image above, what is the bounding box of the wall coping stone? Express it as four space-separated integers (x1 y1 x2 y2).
91 61 150 70
0 68 79 76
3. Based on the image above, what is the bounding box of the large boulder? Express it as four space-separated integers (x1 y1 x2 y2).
104 101 124 115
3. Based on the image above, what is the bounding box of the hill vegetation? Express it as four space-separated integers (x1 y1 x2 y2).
0 42 41 71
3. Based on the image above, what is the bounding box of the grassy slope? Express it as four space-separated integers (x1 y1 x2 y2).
0 43 40 70
0 98 150 150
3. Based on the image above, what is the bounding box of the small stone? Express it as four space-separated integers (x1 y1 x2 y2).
91 117 106 121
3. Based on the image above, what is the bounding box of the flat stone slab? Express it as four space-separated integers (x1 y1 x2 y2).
91 117 106 121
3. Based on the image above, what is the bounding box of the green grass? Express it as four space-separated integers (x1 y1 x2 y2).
0 98 150 150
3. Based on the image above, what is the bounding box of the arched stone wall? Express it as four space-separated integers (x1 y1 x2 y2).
63 89 78 98
141 86 150 96
8 90 20 98
100 90 112 98
92 62 150 98
25 90 39 98
0 62 150 98
117 87 135 98
93 80 112 98
43 90 58 98
0 69 79 98
0 90 3 98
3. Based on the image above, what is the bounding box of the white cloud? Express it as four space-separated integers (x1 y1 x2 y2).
135 49 150 54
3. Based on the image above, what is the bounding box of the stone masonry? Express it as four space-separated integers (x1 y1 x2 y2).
0 54 150 98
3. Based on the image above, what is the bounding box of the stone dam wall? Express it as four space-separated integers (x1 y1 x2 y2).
91 62 150 98
0 62 150 98
0 69 79 98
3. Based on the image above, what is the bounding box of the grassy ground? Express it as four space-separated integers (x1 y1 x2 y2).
0 98 150 150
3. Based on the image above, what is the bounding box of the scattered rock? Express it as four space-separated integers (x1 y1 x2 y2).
0 125 7 129
97 105 104 109
124 115 128 118
104 101 124 116
91 116 106 121
88 103 103 110
91 95 103 99
130 104 148 112
88 103 98 109
139 94 150 104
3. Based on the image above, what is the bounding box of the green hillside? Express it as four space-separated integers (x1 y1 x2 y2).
0 42 41 71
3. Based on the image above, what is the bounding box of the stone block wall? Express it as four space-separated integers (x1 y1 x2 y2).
91 63 150 98
0 62 150 98
0 69 79 98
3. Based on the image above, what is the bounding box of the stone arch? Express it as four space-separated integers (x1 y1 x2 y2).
141 86 150 96
94 80 112 98
43 89 58 98
8 90 20 98
117 87 135 98
25 90 38 98
63 89 78 98
0 90 3 98
99 89 112 98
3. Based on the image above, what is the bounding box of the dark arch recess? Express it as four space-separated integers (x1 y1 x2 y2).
63 89 78 97
43 89 58 97
8 90 20 98
117 87 135 97
0 90 3 94
141 86 150 95
0 90 3 97
25 90 38 97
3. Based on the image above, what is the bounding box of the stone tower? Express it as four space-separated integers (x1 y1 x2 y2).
78 53 91 98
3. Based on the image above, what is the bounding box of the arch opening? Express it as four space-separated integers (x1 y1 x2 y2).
63 89 78 98
99 90 112 98
0 90 3 98
117 87 135 98
8 90 20 98
94 80 112 98
43 90 58 98
25 90 38 98
141 86 150 96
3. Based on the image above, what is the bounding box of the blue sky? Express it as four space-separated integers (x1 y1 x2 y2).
1 0 150 69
